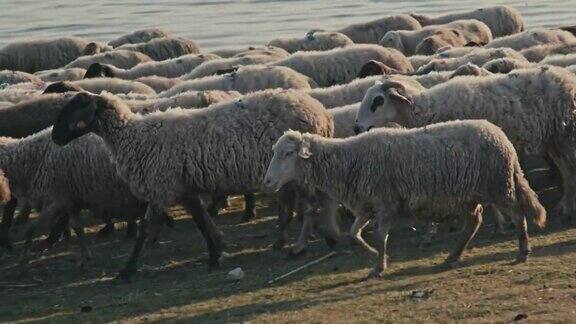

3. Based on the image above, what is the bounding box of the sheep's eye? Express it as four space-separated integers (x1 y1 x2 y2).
370 96 384 112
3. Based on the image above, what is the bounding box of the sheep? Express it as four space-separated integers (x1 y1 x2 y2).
83 54 221 80
414 29 483 56
410 6 525 37
409 47 478 70
159 65 315 97
117 37 200 61
450 63 492 77
65 50 153 70
354 67 576 219
0 82 47 103
379 20 493 56
482 58 537 74
541 53 576 67
329 103 361 138
126 90 241 114
181 55 282 80
108 28 172 48
0 129 164 274
521 42 576 62
44 79 156 96
232 46 290 59
485 28 576 51
560 25 576 37
271 44 413 87
337 14 422 44
268 31 353 53
0 70 43 85
264 121 546 278
51 89 335 280
0 37 111 73
35 68 87 82
134 76 182 93
416 47 527 74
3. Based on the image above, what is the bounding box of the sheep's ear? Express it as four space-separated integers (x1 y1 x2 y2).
0 170 10 204
387 88 412 107
298 138 312 159
52 92 99 145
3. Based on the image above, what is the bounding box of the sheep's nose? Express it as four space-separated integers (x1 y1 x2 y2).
353 125 362 135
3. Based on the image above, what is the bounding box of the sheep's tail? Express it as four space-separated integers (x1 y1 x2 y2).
514 161 546 228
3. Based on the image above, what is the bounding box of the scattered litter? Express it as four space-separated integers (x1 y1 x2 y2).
268 251 338 285
409 289 434 300
227 267 244 281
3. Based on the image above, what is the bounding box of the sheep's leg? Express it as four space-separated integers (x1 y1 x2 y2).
97 213 115 238
289 203 315 257
14 201 32 225
125 220 137 239
18 205 62 276
491 206 509 235
316 194 342 249
368 214 392 278
418 222 438 247
40 213 70 250
208 193 225 218
182 196 224 269
350 215 378 256
444 204 483 267
69 211 92 269
119 205 154 281
501 205 531 263
272 188 296 251
0 197 17 251
239 193 257 223
548 150 576 220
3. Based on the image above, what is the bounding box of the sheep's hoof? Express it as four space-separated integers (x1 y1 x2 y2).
442 259 460 269
365 268 384 280
272 239 286 251
513 253 530 264
207 258 220 270
286 248 306 259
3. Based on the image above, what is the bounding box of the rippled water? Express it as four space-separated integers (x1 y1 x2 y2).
0 0 574 51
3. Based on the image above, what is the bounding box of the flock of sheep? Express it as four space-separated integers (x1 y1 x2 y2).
0 5 575 281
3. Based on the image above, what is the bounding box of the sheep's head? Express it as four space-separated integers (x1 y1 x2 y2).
450 63 491 78
415 36 448 56
358 60 400 78
354 80 414 134
52 92 103 145
43 81 82 94
264 131 310 192
84 63 115 79
379 32 404 53
82 42 112 56
0 170 10 204
482 58 517 74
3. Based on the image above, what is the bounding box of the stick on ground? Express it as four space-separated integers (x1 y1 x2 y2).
268 251 338 285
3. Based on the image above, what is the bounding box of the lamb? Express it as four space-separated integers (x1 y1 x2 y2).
0 70 43 85
264 121 546 278
485 28 576 51
482 57 537 74
337 14 422 44
117 37 200 61
521 42 576 62
0 129 164 274
51 89 335 280
379 20 493 56
354 67 576 219
108 28 172 48
182 55 282 80
35 68 87 82
268 31 353 53
83 53 221 80
126 90 241 114
0 37 111 73
416 47 527 74
65 50 153 70
44 79 156 96
159 65 315 97
271 44 413 87
410 6 525 37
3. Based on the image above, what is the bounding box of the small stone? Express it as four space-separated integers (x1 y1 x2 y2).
227 267 244 281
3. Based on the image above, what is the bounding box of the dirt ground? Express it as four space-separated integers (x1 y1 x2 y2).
0 194 575 323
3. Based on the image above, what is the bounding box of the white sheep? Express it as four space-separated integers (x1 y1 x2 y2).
0 70 43 85
51 89 335 280
416 47 527 74
271 44 413 87
65 50 153 70
134 76 182 93
265 120 545 278
35 68 87 82
126 90 241 114
44 78 156 96
380 19 493 56
355 67 576 219
520 42 576 62
0 37 111 73
108 28 172 48
160 65 315 97
84 53 221 80
337 15 422 44
541 53 576 67
268 31 353 53
485 28 576 51
182 55 282 80
410 6 525 37
117 37 200 61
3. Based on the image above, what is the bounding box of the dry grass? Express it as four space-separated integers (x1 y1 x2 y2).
0 195 575 323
